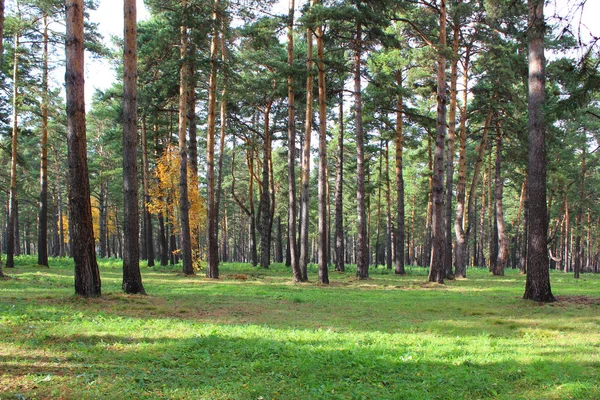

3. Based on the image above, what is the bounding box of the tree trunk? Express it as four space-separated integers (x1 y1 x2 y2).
444 18 459 279
454 49 470 278
429 0 447 284
38 16 50 267
385 141 392 270
141 119 154 267
99 182 108 258
519 177 528 273
6 33 19 269
206 0 220 278
65 0 101 297
158 214 168 266
259 104 273 269
395 72 406 274
334 90 345 273
299 1 314 281
492 127 507 276
178 3 194 275
315 10 329 284
354 22 368 280
215 17 229 269
286 0 301 281
574 145 585 279
524 0 554 302
122 0 145 294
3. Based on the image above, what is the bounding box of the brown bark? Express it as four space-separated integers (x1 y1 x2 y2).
206 0 220 278
574 146 585 279
66 0 101 296
38 16 50 267
286 0 301 281
354 22 368 279
492 127 507 276
524 0 554 302
299 3 314 281
454 49 470 278
122 0 145 294
444 18 459 279
385 141 392 270
316 9 329 284
429 0 447 284
141 119 154 266
395 71 405 275
178 3 194 275
334 91 345 273
6 33 19 269
216 18 228 271
259 103 273 269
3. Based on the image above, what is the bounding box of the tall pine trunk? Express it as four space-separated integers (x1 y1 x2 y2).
492 127 507 276
524 0 554 302
206 0 220 278
287 0 301 281
141 119 154 266
395 71 405 275
178 3 194 275
428 0 447 284
65 0 101 296
316 10 329 284
6 33 19 269
354 22 369 280
122 0 145 294
37 16 49 267
259 104 273 269
299 3 314 281
334 91 345 273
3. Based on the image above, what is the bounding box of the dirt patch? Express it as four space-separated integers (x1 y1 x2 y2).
553 295 600 306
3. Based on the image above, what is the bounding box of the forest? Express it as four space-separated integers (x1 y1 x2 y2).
0 0 599 302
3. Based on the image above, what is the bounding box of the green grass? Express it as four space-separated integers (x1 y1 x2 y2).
1 255 600 399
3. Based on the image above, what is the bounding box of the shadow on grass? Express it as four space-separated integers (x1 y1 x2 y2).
1 331 597 399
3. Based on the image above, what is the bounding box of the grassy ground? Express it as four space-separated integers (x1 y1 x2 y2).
1 256 599 399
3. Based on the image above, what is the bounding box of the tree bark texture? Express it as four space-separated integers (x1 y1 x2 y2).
259 104 273 269
395 71 405 275
122 0 145 294
524 0 554 302
6 33 19 269
492 128 507 276
206 0 220 278
429 0 447 284
334 92 345 273
316 12 329 284
178 5 194 276
66 0 101 297
38 16 50 267
354 22 368 280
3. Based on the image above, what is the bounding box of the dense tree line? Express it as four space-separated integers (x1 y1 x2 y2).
1 0 599 302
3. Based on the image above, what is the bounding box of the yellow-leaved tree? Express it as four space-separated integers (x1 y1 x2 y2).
148 144 206 269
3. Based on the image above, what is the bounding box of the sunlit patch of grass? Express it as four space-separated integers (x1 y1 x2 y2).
1 256 600 398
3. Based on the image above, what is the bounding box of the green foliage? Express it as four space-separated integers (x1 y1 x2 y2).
2 256 600 399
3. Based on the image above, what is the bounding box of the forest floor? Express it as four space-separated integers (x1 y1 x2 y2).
1 256 599 399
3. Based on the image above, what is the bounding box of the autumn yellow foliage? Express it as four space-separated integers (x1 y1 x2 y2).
148 144 206 266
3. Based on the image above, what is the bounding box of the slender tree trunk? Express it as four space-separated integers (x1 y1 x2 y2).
385 141 392 270
354 22 369 279
574 145 585 279
492 127 507 276
216 18 229 270
37 16 50 267
429 0 447 284
141 119 154 266
524 0 554 302
334 91 345 273
286 0 301 281
315 10 329 284
99 182 108 258
444 18 459 279
158 214 168 266
66 0 101 296
6 33 20 269
260 104 273 269
519 177 528 274
206 0 220 278
454 49 470 278
122 0 145 294
178 3 194 275
395 71 405 275
299 4 315 281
